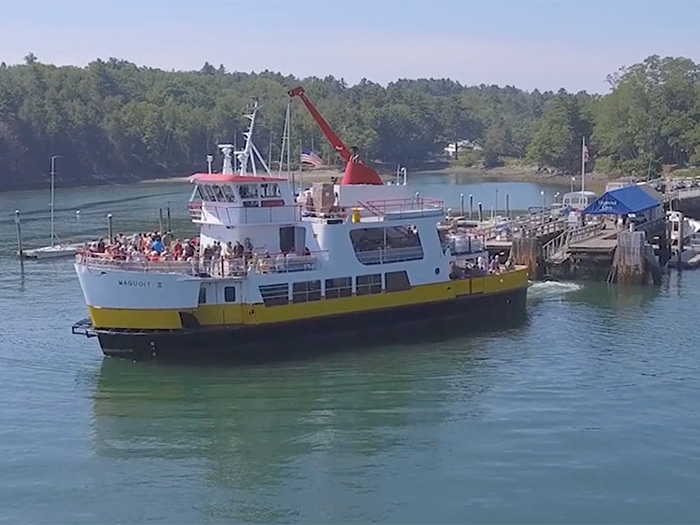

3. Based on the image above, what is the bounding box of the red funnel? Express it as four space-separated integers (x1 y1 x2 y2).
341 162 383 186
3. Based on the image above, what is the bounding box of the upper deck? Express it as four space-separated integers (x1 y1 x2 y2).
299 181 444 223
186 102 302 227
188 173 299 225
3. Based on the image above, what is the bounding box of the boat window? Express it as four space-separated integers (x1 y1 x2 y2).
213 185 227 202
260 183 282 198
385 270 411 292
199 185 214 201
259 284 289 306
224 286 236 302
198 286 207 304
325 277 352 299
349 226 424 266
239 184 259 199
356 274 382 295
208 186 219 201
221 185 237 202
292 280 322 303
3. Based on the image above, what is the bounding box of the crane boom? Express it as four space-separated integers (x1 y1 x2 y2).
287 86 383 185
287 86 351 162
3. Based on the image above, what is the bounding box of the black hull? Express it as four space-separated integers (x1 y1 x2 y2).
92 287 528 362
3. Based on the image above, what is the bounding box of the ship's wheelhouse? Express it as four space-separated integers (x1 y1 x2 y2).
189 174 290 207
187 174 297 225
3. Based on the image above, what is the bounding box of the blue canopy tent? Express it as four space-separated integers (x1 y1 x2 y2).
583 185 661 216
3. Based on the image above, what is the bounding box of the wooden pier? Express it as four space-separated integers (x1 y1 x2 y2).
509 182 700 284
443 183 700 285
541 218 667 284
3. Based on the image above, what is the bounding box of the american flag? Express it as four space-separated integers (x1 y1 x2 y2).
582 140 590 163
300 148 323 167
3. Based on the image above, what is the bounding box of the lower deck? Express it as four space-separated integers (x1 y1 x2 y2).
84 267 529 331
81 285 528 361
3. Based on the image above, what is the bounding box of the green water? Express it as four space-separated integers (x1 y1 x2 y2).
0 179 698 524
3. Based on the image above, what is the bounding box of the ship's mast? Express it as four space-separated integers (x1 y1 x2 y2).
218 100 273 176
279 101 295 190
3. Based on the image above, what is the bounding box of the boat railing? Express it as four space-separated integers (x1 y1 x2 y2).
76 249 327 277
444 234 487 255
76 250 196 274
361 197 444 218
189 201 303 224
188 202 203 220
354 245 425 265
249 250 326 274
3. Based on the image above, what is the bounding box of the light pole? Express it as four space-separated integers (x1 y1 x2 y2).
206 155 214 174
554 192 560 203
494 188 499 219
570 176 575 193
540 190 546 224
50 155 62 246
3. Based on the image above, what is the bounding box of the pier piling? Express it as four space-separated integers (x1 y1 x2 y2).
609 230 646 285
460 193 464 216
15 210 24 269
511 237 542 279
478 202 483 222
469 194 473 219
166 204 172 233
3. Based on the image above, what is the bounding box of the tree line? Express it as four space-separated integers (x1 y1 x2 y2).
1 53 699 191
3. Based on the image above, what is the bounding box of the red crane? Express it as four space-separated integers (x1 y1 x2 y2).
287 86 383 186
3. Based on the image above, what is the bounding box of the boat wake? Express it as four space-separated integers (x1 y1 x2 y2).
527 280 582 302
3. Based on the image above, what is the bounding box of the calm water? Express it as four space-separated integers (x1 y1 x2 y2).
1 177 699 524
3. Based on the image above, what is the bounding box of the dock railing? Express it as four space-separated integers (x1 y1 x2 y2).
473 212 567 240
662 187 700 203
542 221 606 262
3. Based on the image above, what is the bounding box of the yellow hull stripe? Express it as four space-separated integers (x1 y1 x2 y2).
88 268 528 330
88 307 184 330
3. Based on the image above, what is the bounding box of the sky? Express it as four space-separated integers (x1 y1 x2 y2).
1 0 700 93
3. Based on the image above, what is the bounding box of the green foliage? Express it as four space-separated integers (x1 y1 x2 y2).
593 55 700 176
456 149 484 168
526 94 591 172
2 54 700 190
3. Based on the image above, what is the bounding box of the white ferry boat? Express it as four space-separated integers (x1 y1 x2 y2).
71 93 529 360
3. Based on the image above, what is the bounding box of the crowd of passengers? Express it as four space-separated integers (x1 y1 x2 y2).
81 231 313 274
82 232 199 262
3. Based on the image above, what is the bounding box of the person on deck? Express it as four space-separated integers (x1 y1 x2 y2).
151 237 164 255
234 240 244 258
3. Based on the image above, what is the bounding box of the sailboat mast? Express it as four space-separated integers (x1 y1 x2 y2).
50 155 60 247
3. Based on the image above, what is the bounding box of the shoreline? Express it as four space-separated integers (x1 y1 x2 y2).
139 166 613 193
442 166 612 193
0 165 614 194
